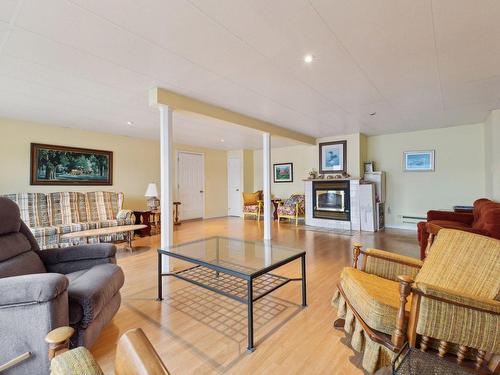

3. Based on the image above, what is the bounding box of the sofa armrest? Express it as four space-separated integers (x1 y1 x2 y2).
427 210 474 225
117 209 133 221
363 248 423 282
38 243 117 274
0 273 68 307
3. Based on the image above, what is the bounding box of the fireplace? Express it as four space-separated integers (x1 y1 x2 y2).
313 181 350 221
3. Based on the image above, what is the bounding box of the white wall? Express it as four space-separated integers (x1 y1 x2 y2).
484 110 500 201
367 123 486 227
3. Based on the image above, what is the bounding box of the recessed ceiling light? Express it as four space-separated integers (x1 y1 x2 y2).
126 121 134 126
369 112 376 116
304 54 314 64
220 139 225 143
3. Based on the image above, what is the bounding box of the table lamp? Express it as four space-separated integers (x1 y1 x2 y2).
144 183 159 210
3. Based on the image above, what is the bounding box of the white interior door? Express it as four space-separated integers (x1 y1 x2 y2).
227 157 242 216
177 152 204 220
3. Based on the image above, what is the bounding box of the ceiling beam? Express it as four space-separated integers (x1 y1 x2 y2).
149 87 316 145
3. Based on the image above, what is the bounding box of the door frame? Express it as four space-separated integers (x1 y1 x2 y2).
176 150 205 219
227 156 243 217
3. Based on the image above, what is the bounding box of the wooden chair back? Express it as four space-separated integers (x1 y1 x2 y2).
115 328 170 375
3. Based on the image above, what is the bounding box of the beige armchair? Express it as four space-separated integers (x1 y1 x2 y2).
332 229 500 373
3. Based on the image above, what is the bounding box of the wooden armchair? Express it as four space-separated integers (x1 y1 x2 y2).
44 326 170 375
332 229 500 374
277 194 305 225
242 191 263 221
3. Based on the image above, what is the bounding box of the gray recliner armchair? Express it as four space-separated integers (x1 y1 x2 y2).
0 197 124 374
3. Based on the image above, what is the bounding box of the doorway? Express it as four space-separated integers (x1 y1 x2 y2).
227 157 242 216
177 151 204 220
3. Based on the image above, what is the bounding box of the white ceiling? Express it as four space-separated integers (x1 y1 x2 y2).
0 0 499 150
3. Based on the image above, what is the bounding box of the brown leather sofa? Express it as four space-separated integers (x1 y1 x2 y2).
417 198 500 259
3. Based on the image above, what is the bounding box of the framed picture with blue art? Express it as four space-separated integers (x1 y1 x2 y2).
30 143 113 185
273 162 293 183
319 140 347 174
403 150 435 172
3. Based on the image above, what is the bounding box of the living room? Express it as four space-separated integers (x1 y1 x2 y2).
0 1 499 375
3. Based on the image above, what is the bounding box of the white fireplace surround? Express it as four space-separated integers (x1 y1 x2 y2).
304 179 360 231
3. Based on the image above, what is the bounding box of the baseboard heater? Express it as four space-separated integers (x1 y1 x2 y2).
401 215 426 224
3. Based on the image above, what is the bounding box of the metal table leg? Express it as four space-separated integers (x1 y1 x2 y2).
157 252 163 301
301 254 307 307
247 279 254 352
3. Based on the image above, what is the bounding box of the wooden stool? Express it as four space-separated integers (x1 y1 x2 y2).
173 202 181 225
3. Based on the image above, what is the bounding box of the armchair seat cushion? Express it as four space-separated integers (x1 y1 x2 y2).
277 205 296 216
67 264 124 327
340 267 411 335
243 204 260 213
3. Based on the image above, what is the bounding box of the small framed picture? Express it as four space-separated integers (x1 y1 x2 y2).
364 161 374 173
404 150 435 172
273 163 293 183
319 140 347 174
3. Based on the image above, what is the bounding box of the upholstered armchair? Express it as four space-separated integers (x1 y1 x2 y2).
0 197 124 375
242 191 263 221
332 229 500 373
277 194 305 225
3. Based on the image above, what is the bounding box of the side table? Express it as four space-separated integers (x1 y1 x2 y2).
272 199 282 220
133 210 152 236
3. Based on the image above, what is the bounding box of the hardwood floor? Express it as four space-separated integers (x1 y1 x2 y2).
92 217 419 375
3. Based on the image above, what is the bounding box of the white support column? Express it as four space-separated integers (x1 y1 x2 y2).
160 105 174 272
262 132 272 240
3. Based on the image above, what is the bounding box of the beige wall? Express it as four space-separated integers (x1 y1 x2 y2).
253 133 362 199
0 117 228 218
367 123 486 227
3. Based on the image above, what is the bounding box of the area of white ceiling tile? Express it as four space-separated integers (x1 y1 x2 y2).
0 0 499 150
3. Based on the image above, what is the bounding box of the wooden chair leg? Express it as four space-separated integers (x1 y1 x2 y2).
457 345 467 364
438 340 448 358
392 275 413 348
333 318 345 330
420 336 430 352
475 350 486 369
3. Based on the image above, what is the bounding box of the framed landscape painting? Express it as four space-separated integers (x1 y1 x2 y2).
30 143 113 185
403 150 434 172
273 163 293 183
319 140 347 174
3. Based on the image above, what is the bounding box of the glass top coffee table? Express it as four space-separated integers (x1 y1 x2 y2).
157 236 307 352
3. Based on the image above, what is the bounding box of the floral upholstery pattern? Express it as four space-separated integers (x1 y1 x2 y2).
278 194 305 216
3 191 132 249
243 204 260 213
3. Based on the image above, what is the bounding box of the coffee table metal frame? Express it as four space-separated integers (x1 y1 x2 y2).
157 237 307 352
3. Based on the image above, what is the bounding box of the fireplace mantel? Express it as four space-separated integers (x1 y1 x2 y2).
304 179 360 231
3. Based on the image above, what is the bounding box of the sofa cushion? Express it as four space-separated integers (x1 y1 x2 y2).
67 264 124 327
86 192 121 221
427 220 471 229
3 193 49 228
48 192 82 225
339 267 411 335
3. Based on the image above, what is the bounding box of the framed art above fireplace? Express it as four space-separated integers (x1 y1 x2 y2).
319 140 347 174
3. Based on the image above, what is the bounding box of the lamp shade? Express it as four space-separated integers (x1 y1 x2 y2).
144 183 158 198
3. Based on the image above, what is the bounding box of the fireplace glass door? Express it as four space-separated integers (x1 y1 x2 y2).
315 190 345 212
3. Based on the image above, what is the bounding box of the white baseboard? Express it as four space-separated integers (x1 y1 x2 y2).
384 223 418 231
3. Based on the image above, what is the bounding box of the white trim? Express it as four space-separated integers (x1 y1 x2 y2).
263 132 272 240
384 223 418 231
176 150 206 219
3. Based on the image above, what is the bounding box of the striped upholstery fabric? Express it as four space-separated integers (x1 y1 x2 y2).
3 193 49 227
364 249 423 282
3 191 127 249
415 229 500 352
50 346 103 375
47 192 82 225
86 192 121 221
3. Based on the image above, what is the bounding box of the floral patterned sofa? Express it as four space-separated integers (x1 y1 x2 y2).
3 192 133 249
